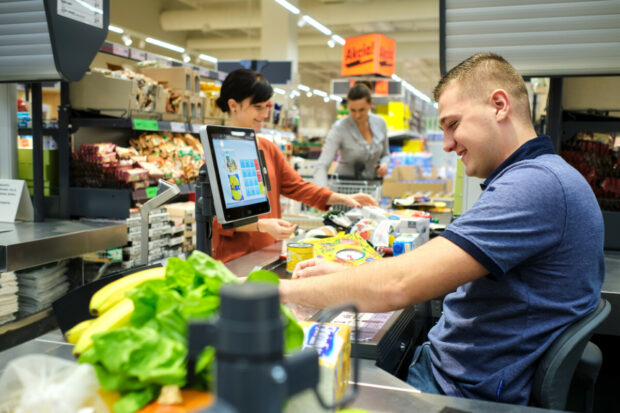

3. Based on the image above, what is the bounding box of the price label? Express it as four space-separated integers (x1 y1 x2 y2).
132 118 159 131
145 187 158 198
130 49 146 61
199 68 210 78
112 44 129 58
218 72 227 82
170 122 186 133
191 123 203 134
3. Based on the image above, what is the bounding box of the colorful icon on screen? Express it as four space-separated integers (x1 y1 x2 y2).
229 174 243 201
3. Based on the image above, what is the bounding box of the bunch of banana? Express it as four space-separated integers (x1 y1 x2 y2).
73 298 134 357
89 266 166 316
65 266 166 357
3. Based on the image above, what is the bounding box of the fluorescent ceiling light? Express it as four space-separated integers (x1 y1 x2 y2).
313 89 327 97
327 39 335 48
145 37 185 53
331 34 345 46
330 94 342 102
182 53 191 63
302 15 332 36
297 84 310 92
403 82 431 103
290 90 301 96
274 0 300 15
391 74 401 82
306 91 313 97
121 34 132 47
323 97 330 103
273 87 286 95
199 53 218 64
108 25 123 34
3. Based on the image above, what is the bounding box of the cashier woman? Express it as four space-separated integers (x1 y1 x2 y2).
211 69 377 263
313 81 390 187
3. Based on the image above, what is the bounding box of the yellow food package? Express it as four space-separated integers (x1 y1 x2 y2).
286 321 351 412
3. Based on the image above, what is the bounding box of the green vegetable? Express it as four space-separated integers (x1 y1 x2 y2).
80 250 304 413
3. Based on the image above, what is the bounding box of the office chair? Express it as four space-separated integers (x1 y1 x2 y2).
530 298 611 412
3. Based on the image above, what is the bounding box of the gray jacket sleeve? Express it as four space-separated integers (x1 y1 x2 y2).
314 123 342 188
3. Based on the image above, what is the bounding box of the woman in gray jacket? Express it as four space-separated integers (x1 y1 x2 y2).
314 81 390 187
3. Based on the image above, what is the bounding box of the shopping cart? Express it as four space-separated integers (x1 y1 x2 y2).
328 174 383 211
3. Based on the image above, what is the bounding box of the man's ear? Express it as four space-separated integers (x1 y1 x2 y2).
490 89 509 122
227 98 238 113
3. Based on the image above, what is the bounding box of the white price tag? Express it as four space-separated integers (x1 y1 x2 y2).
191 124 202 134
0 180 33 222
130 49 146 61
199 68 210 78
112 44 129 58
170 122 186 133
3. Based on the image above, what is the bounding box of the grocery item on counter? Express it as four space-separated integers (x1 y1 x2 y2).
286 242 314 274
305 234 382 266
67 251 303 413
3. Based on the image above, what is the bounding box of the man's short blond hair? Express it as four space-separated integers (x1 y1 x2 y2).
433 52 532 120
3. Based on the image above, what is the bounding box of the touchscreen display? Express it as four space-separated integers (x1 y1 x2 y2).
211 130 268 209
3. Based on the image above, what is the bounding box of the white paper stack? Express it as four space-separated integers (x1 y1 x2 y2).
17 261 69 316
0 272 19 325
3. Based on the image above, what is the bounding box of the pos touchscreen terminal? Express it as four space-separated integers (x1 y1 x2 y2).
201 125 271 223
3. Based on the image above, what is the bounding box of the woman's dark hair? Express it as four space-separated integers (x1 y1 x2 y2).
347 80 372 102
215 68 273 113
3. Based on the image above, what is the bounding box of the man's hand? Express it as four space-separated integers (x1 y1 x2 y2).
293 258 345 279
258 218 297 240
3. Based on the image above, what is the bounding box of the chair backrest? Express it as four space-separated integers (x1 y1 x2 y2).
531 298 611 409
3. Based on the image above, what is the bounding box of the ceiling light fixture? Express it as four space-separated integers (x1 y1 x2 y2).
329 94 343 102
273 87 286 95
145 37 185 53
198 53 218 64
121 34 132 47
391 74 401 82
301 15 332 36
331 34 345 46
323 97 330 103
327 39 335 48
306 91 313 97
182 53 191 63
313 89 327 97
274 0 300 15
297 84 310 92
108 25 123 34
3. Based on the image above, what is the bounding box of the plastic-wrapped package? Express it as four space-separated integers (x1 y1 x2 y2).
0 355 110 413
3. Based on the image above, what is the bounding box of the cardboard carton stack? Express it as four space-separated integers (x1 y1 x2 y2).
138 67 201 122
0 272 18 325
382 165 452 200
16 261 69 316
165 202 197 253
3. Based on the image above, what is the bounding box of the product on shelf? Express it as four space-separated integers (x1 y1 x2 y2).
0 272 18 325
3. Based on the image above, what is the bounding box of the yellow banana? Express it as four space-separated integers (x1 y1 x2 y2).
89 266 165 316
65 319 95 344
73 298 134 357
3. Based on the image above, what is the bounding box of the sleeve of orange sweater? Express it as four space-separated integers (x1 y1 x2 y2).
264 139 333 211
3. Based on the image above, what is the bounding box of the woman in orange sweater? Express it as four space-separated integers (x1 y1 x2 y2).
211 69 377 262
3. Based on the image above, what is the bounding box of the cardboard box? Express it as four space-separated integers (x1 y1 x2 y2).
382 165 451 198
190 95 205 123
163 89 190 121
139 67 199 93
70 71 141 117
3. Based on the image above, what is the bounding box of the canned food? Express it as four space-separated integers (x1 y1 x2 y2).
286 242 314 273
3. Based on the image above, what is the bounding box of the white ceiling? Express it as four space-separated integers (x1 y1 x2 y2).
110 0 441 97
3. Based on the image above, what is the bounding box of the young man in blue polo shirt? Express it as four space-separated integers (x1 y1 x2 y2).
279 52 605 405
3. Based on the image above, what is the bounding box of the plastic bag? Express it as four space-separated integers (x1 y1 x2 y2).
0 354 110 413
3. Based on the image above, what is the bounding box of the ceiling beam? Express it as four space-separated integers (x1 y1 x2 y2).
187 30 437 50
160 0 437 32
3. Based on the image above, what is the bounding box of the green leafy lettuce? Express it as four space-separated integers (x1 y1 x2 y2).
79 251 303 413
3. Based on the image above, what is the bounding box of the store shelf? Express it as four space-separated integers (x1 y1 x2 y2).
561 111 620 141
98 41 227 81
0 219 127 273
17 128 60 137
72 114 222 134
0 309 57 352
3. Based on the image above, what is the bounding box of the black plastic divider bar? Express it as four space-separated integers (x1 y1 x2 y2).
58 82 71 218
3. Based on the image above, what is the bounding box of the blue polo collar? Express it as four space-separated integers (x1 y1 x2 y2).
481 135 555 190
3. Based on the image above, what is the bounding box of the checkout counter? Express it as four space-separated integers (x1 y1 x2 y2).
0 239 558 413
